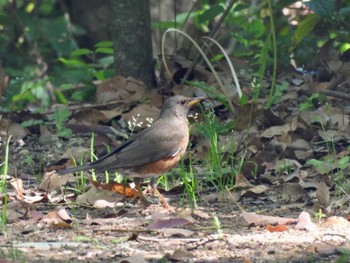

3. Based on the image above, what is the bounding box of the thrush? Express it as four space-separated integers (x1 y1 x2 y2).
58 95 203 207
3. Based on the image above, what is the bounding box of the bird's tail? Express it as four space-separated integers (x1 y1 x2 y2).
57 163 94 175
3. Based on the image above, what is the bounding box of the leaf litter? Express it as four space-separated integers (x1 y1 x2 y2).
1 59 350 262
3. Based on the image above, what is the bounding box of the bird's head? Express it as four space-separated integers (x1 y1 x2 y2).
160 95 204 119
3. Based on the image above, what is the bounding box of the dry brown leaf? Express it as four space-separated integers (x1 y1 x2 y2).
305 242 338 256
39 171 74 192
0 117 27 140
265 224 289 232
159 228 194 238
93 199 116 208
38 209 72 228
89 179 139 198
149 217 192 230
242 184 269 196
69 107 124 126
10 178 47 204
96 75 148 104
10 178 25 200
21 193 46 204
76 186 124 205
234 173 254 189
241 256 253 263
123 103 160 129
242 209 297 226
261 117 298 138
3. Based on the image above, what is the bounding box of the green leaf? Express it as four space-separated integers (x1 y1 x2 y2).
339 7 350 17
338 156 350 170
95 47 114 54
198 4 225 23
292 14 320 47
94 70 106 81
58 57 86 67
151 21 178 30
239 94 248 106
303 0 335 18
98 56 114 66
306 159 332 174
21 119 44 127
71 49 92 57
95 41 113 48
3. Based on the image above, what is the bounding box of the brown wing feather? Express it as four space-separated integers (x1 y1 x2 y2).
90 118 188 171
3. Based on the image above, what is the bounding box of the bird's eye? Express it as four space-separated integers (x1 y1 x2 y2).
180 100 186 105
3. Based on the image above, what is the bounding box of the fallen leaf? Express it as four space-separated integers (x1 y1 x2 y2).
149 217 193 230
90 178 139 198
242 184 269 196
242 209 297 226
76 186 124 205
160 228 194 238
39 171 74 192
96 75 148 104
0 118 27 140
234 173 254 189
123 103 160 129
265 224 289 232
93 199 116 209
38 209 72 228
10 178 25 200
306 242 338 256
261 117 298 138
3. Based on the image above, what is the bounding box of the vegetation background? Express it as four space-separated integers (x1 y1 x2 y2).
1 0 350 262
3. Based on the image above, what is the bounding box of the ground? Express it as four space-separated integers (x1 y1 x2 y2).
1 68 350 262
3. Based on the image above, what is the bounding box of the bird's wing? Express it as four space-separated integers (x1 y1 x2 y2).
90 119 188 171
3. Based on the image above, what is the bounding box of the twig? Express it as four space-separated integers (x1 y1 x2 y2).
181 0 237 83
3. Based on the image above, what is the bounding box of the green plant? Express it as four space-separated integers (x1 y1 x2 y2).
315 208 327 223
337 247 350 263
195 111 236 195
213 215 223 239
305 111 350 195
299 93 326 111
0 242 26 262
57 41 114 102
307 155 350 196
0 135 12 237
52 107 73 139
179 154 198 209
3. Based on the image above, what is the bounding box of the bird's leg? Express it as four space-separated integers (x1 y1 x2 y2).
134 178 150 208
150 177 169 209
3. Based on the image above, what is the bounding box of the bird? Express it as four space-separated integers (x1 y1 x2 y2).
57 95 204 208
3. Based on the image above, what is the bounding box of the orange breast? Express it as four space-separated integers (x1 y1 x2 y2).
134 153 182 175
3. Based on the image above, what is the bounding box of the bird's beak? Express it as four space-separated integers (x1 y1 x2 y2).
187 97 205 107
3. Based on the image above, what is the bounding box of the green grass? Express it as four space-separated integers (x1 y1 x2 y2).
196 111 237 195
0 135 12 237
0 243 26 263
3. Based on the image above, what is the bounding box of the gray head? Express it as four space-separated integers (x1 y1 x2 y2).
159 95 204 119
